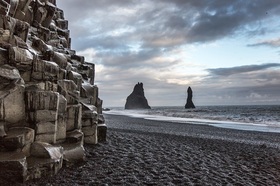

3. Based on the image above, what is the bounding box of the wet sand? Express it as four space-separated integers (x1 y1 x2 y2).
12 114 280 185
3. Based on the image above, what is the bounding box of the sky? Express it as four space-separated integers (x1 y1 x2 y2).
57 0 280 107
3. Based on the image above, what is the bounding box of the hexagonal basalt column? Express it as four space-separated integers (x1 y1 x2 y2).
66 104 82 132
0 152 28 182
57 80 80 104
0 127 35 156
25 90 59 144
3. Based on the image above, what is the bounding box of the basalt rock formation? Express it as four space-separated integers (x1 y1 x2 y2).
0 0 106 182
125 82 151 109
185 87 195 109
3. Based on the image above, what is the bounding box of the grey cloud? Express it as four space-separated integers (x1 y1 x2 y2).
96 48 162 67
56 0 280 106
193 68 280 105
58 0 280 50
207 63 280 76
248 38 280 48
73 36 130 52
57 0 137 15
160 0 280 43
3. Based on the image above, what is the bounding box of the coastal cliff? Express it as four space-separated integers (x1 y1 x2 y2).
125 82 151 109
0 0 106 182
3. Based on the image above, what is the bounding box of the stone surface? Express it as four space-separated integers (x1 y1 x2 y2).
66 129 84 145
83 125 98 144
0 152 27 182
185 86 195 109
9 47 33 67
97 123 107 142
35 110 58 122
0 127 34 151
81 103 99 144
57 79 79 104
0 121 6 137
0 64 22 81
35 133 56 144
81 83 98 99
98 114 105 124
0 84 25 124
125 82 151 109
66 104 82 131
60 142 86 163
35 121 57 134
56 114 66 142
26 155 63 181
32 59 59 81
56 95 67 141
58 94 67 113
30 141 63 159
68 70 82 90
25 90 59 111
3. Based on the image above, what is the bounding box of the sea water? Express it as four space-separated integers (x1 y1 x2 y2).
104 105 280 133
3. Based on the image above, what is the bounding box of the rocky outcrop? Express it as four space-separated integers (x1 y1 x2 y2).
185 87 195 109
0 0 106 182
125 82 151 109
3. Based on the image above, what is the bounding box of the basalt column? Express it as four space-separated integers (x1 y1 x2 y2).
0 0 106 182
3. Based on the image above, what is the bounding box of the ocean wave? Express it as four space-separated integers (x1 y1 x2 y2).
104 105 280 133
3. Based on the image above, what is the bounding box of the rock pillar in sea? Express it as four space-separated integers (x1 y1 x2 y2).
185 87 195 109
0 0 106 182
125 82 151 109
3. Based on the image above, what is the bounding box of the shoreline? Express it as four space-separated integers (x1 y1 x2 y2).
105 114 280 149
17 114 280 185
104 106 280 134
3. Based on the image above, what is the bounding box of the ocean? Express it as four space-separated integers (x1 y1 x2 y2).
104 105 280 133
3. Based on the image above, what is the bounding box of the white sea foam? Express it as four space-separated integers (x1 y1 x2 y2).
104 105 280 133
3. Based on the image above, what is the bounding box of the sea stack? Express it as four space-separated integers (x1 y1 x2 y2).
125 82 151 109
185 87 195 109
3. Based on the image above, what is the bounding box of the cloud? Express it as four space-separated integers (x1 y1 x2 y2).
58 0 280 50
207 63 280 76
56 0 280 106
193 67 280 105
248 38 280 47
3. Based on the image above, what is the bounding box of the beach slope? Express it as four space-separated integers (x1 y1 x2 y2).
22 114 280 185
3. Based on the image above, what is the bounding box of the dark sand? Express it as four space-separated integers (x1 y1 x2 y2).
7 114 280 185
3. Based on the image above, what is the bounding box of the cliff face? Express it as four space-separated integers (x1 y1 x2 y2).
125 82 151 109
185 87 195 109
0 0 106 182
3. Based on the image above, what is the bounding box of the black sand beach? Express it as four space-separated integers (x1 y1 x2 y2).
13 114 280 185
